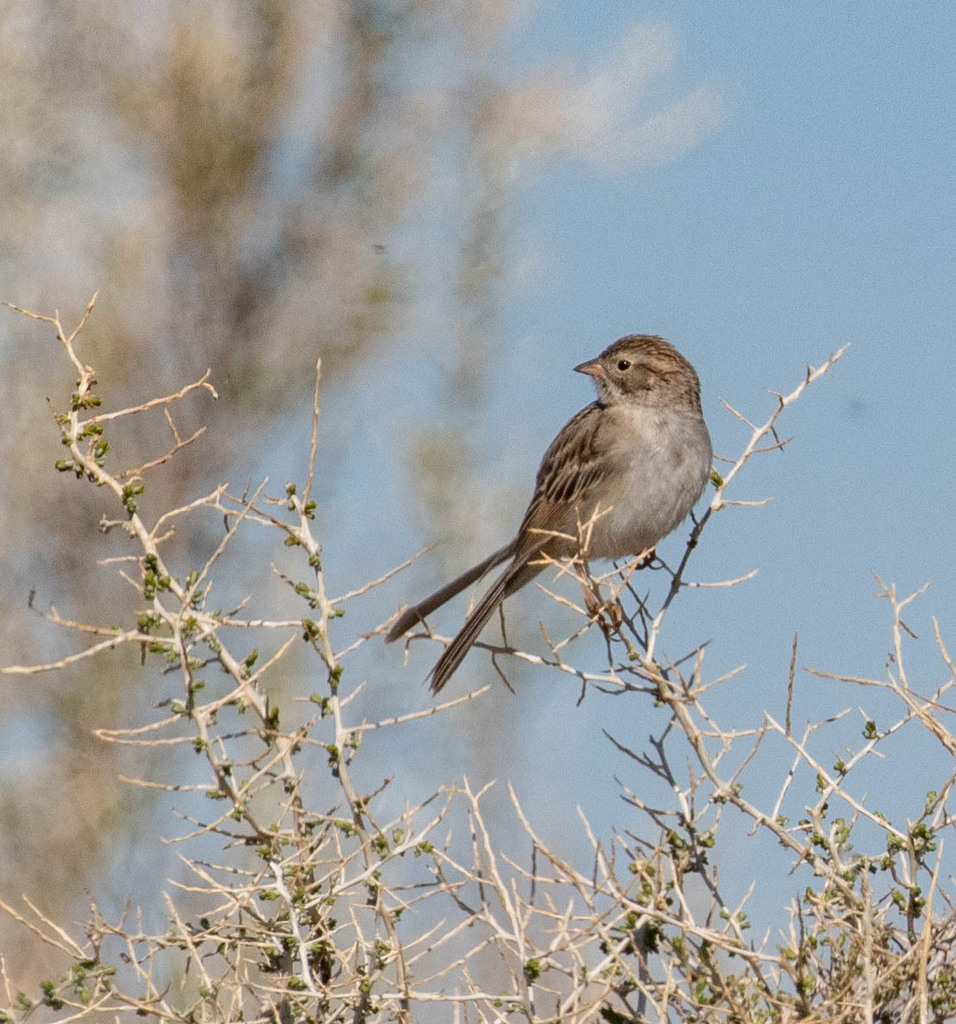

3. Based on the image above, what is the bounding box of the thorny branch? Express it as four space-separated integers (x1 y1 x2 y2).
2 305 954 1023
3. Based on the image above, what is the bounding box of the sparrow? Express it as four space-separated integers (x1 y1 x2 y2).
387 335 712 692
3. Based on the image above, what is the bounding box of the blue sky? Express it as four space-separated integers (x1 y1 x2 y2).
346 3 956 695
313 3 956 929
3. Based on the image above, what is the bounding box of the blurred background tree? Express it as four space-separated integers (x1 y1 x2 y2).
1 0 498 975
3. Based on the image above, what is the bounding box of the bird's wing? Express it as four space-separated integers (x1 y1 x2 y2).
514 402 618 558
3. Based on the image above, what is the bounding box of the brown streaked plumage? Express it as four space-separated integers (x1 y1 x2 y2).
386 335 712 693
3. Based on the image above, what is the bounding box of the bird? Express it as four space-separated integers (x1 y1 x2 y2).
386 334 712 693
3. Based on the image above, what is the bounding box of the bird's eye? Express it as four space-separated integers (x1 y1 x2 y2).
617 359 631 371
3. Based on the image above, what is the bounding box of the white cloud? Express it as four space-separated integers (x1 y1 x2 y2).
486 24 724 177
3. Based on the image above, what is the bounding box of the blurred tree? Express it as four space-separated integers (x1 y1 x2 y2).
0 0 515 976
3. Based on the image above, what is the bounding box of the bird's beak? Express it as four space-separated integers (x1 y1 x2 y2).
574 359 604 379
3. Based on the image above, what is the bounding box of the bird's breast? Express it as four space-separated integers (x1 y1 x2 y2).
585 405 712 560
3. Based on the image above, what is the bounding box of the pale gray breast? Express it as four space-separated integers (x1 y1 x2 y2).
585 404 712 560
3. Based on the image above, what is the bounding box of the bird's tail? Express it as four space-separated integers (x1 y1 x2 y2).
429 560 541 693
385 542 514 643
